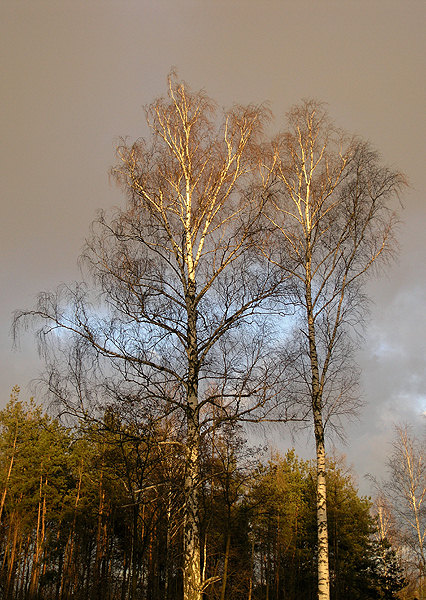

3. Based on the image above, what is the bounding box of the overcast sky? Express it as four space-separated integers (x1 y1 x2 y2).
1 0 425 494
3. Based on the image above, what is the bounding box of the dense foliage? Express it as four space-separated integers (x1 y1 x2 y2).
0 389 406 600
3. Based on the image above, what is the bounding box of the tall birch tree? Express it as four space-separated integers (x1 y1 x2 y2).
264 100 406 600
14 75 288 600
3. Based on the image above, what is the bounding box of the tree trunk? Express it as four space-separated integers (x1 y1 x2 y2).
60 462 82 598
183 406 201 600
29 473 46 598
164 487 172 600
248 536 254 600
0 418 18 525
183 275 202 600
130 503 139 600
5 520 19 599
314 413 330 600
219 530 231 600
306 272 330 600
94 473 106 599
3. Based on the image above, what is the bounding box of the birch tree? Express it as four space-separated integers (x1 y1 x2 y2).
264 100 406 600
14 74 288 600
386 425 426 596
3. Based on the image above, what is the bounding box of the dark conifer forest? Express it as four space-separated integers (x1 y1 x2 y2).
0 389 408 600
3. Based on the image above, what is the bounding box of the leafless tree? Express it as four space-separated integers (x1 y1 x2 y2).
263 100 406 600
385 425 426 596
14 74 292 600
372 492 397 546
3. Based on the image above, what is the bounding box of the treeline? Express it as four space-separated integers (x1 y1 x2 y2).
0 388 405 600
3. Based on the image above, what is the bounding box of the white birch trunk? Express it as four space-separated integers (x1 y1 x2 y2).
314 410 330 600
306 271 330 600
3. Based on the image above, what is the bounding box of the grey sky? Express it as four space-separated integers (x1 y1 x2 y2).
1 0 425 493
